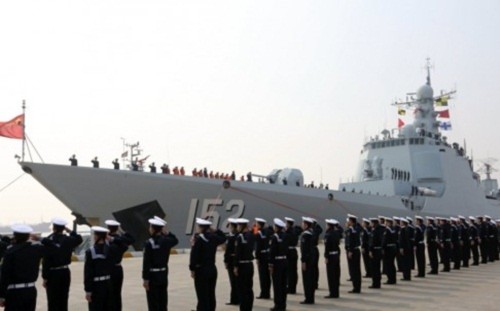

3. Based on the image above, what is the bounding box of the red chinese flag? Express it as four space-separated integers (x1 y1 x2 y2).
398 118 405 128
437 109 450 119
0 114 24 139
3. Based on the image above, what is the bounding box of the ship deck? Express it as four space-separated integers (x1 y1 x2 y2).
32 245 500 311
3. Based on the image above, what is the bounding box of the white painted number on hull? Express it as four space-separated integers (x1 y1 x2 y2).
185 199 245 235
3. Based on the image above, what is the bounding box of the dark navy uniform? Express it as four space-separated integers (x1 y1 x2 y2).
487 220 497 262
0 240 45 311
143 232 178 311
42 230 83 311
269 230 288 311
224 230 239 305
460 220 470 267
451 222 461 270
369 221 384 288
254 226 271 299
469 221 480 265
479 219 489 264
439 220 452 272
234 229 255 311
189 229 226 311
414 222 426 277
312 222 323 289
426 220 439 274
393 222 403 272
346 224 361 292
324 225 341 297
361 224 372 278
300 228 315 304
84 242 120 311
398 223 412 281
109 231 135 311
285 224 302 294
406 221 416 270
382 223 397 284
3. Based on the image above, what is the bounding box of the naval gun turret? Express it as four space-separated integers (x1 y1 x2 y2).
252 168 304 187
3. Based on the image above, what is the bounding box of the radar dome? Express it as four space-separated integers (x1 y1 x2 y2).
401 124 417 138
416 84 433 100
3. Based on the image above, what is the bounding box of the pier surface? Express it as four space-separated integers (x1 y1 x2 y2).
34 245 500 310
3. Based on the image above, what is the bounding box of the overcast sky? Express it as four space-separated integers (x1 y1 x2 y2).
1 0 500 225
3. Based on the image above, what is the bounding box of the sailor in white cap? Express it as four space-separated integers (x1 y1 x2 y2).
324 219 341 298
484 215 498 262
42 217 83 311
253 217 271 299
391 217 403 273
426 216 439 274
223 218 240 306
269 218 288 311
84 226 116 310
233 218 255 311
368 217 383 289
345 214 362 293
414 216 426 277
469 216 480 265
476 215 490 264
142 217 178 311
438 217 452 272
299 216 316 304
382 217 398 284
405 217 416 271
449 217 462 270
310 218 323 292
0 224 45 310
284 217 302 294
104 220 135 311
458 216 471 268
189 218 226 311
361 218 372 279
398 218 412 281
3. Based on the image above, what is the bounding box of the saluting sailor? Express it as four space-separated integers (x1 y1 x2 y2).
142 217 178 311
42 217 83 311
84 226 118 311
234 218 255 311
189 218 226 311
269 218 288 311
105 220 135 311
324 219 341 298
0 224 45 311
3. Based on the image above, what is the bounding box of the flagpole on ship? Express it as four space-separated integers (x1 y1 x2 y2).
21 99 26 162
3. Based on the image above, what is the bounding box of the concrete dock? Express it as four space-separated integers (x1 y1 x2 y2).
34 245 500 310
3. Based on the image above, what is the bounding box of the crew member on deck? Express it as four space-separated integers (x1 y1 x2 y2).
91 157 99 168
43 217 83 311
149 163 156 173
105 220 135 311
160 164 170 174
142 217 178 311
69 155 78 166
112 159 120 170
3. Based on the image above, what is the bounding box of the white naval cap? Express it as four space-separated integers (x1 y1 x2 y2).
378 215 386 220
393 216 400 221
255 217 267 223
235 218 249 224
154 216 167 225
11 224 33 234
326 219 339 225
302 216 314 224
401 218 409 223
284 217 295 223
196 218 212 226
415 216 423 221
458 215 466 220
369 218 379 222
51 217 68 226
406 216 413 222
227 218 238 224
105 219 121 227
469 216 476 221
496 219 500 223
148 218 166 227
273 218 286 228
91 226 109 233
484 215 491 219
362 218 370 223
450 217 457 222
426 216 435 221
347 214 357 219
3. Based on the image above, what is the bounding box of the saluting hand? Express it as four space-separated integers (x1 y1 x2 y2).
191 271 196 279
233 267 238 277
43 279 48 289
143 280 150 291
85 293 92 303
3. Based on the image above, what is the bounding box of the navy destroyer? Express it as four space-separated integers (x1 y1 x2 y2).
20 63 500 248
